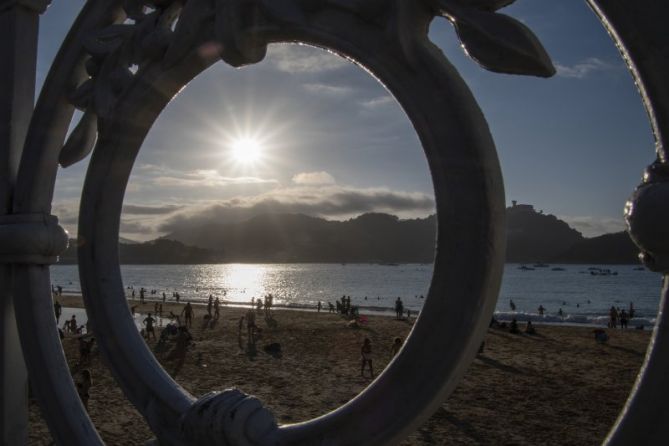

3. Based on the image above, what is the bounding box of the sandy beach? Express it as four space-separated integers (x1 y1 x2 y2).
29 296 650 445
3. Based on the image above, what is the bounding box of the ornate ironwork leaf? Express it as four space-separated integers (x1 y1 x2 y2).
453 9 555 77
59 111 98 168
163 0 216 68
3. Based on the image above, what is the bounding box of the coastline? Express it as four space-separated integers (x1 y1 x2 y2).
32 295 650 445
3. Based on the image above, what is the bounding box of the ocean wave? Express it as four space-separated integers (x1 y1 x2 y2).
494 311 655 327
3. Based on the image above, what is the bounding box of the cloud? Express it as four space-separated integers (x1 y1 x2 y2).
360 95 395 109
136 164 278 188
123 204 183 215
158 185 436 234
559 215 626 238
292 171 336 185
303 83 353 96
554 57 616 79
268 44 349 73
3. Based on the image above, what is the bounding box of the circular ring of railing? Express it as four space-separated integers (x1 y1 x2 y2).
75 2 505 445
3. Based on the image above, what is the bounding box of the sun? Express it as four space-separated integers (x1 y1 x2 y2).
230 137 262 164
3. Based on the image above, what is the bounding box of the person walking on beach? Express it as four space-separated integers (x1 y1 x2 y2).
54 300 62 324
395 297 404 320
181 302 193 328
214 297 220 319
143 313 156 341
361 338 374 378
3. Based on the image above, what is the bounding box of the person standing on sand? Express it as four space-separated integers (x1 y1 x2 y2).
317 301 322 313
207 294 213 317
361 338 374 378
510 299 516 311
390 337 403 359
54 300 62 324
538 305 545 316
609 306 618 329
214 297 220 319
246 308 257 343
181 302 193 328
140 287 145 304
162 292 166 303
620 309 628 329
394 297 404 320
143 313 156 341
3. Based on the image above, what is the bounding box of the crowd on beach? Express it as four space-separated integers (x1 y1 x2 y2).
52 284 418 413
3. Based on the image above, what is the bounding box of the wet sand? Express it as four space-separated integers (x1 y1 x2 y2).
29 295 650 445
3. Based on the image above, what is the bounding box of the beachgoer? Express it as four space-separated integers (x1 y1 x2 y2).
140 287 145 304
328 302 335 313
78 336 95 365
317 301 322 313
246 308 257 343
510 299 516 311
509 318 520 334
558 308 564 319
214 297 220 319
395 297 404 320
620 309 628 329
162 292 166 303
360 338 374 378
181 302 193 328
143 313 156 340
390 337 403 359
54 300 62 324
537 305 545 316
629 302 635 319
57 285 62 296
207 295 213 317
69 315 77 334
132 289 135 299
76 369 92 410
166 326 193 376
256 298 263 313
525 320 536 335
609 306 618 329
175 292 180 303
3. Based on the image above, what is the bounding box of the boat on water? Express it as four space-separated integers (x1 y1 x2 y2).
518 265 535 271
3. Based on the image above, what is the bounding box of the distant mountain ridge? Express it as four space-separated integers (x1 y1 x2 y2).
58 206 641 264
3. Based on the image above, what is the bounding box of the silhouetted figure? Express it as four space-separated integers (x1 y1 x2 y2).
525 320 536 335
620 309 628 329
182 302 193 328
510 299 516 311
78 336 95 365
162 292 166 303
629 302 635 319
207 294 213 317
390 337 403 359
328 302 335 313
537 305 545 316
360 338 374 378
54 300 62 324
214 297 220 319
166 326 193 377
395 297 404 320
175 292 180 303
140 287 145 304
594 328 608 344
609 306 619 329
143 313 156 340
317 301 322 313
558 308 564 319
246 308 258 344
509 318 520 334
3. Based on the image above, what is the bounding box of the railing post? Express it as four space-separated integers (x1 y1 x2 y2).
0 1 49 444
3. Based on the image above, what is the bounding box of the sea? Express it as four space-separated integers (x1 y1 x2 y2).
51 263 664 328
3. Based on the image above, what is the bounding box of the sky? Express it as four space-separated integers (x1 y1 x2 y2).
38 1 655 241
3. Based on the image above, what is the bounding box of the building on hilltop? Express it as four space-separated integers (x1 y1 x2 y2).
510 200 535 212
